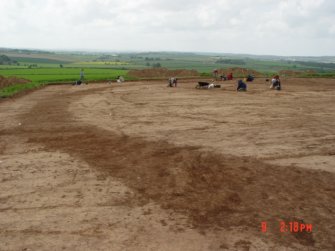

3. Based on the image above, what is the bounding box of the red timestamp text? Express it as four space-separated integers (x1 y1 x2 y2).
261 221 313 233
279 221 312 233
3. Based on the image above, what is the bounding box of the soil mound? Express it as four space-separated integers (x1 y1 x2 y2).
219 67 263 77
128 68 200 78
279 70 317 77
0 75 31 89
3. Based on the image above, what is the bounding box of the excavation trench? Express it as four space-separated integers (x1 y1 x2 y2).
13 86 335 249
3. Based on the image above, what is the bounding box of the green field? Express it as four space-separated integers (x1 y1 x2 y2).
0 67 128 97
0 52 130 97
0 82 48 98
0 68 128 83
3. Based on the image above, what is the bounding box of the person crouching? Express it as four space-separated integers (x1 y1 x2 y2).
237 80 247 91
270 75 281 90
167 77 178 87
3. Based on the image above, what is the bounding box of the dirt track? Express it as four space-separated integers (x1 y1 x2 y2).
0 78 334 251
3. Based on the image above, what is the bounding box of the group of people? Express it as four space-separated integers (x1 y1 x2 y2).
168 73 281 92
213 69 234 81
236 75 281 91
74 69 126 85
214 69 280 91
76 68 281 91
213 70 234 81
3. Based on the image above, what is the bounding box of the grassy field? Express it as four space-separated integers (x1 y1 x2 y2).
0 82 46 98
0 67 128 98
0 68 128 83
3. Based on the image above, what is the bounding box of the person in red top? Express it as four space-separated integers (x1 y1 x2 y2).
227 72 233 80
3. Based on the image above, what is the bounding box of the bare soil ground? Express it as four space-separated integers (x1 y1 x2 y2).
0 78 334 251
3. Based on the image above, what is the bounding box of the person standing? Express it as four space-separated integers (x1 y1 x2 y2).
227 72 233 80
173 77 178 87
80 69 84 81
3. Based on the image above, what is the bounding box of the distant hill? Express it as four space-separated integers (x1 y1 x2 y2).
0 54 18 65
0 48 90 64
1 47 334 73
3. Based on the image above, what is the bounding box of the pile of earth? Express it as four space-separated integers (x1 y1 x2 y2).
218 67 263 77
0 75 31 89
128 68 200 78
279 70 317 77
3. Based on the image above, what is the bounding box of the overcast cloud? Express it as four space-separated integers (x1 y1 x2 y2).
0 0 334 56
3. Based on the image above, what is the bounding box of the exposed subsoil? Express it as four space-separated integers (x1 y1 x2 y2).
0 78 334 250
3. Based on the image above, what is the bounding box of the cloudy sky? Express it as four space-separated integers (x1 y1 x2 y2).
1 0 334 56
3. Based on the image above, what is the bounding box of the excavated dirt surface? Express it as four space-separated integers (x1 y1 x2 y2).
0 78 334 251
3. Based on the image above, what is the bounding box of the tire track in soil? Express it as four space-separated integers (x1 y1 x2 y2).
14 87 335 250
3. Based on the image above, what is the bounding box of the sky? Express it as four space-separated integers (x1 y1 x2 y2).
0 0 335 56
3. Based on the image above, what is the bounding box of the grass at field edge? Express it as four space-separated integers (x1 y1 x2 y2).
0 82 46 98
